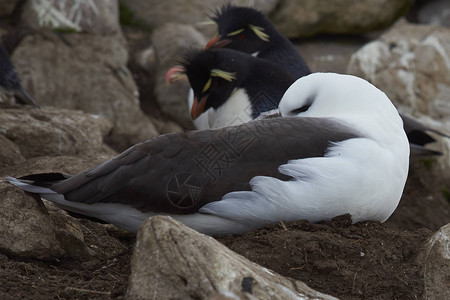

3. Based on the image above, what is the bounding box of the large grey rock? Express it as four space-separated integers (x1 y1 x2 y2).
0 154 116 260
0 107 113 167
347 20 450 167
0 134 24 169
270 0 414 38
419 223 450 299
127 216 337 300
151 23 206 128
123 0 278 37
0 180 64 260
348 20 450 118
21 0 121 34
12 32 158 150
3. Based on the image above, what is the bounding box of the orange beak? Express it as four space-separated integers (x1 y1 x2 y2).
205 35 232 49
191 96 208 120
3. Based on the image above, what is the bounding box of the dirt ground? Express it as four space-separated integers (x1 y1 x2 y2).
219 217 432 299
1 159 448 299
0 219 135 300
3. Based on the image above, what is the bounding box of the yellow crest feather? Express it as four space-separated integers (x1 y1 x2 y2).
248 24 270 42
227 28 244 37
202 77 212 93
210 69 237 81
198 20 217 26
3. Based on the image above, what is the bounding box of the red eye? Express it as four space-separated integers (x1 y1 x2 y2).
238 34 245 39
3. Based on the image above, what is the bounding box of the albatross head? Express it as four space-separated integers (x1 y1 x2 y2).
279 73 409 151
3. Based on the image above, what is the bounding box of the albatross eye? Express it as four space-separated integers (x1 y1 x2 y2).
291 104 311 115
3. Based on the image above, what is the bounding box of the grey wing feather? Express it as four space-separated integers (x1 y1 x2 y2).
41 117 361 214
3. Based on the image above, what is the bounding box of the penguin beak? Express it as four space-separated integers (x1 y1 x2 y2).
191 95 208 120
205 35 232 49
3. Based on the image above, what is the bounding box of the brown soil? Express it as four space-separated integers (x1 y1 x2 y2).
218 216 432 299
0 219 135 300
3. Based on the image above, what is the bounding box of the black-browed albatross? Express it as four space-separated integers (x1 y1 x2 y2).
7 73 410 235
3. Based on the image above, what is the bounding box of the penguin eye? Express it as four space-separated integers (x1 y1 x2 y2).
202 77 212 93
227 28 244 37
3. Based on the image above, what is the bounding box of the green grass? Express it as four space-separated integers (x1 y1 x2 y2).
119 1 153 32
419 158 437 170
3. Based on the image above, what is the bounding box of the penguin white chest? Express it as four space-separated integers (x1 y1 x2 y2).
209 89 253 128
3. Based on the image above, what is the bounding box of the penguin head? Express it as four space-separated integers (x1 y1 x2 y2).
206 5 273 54
183 48 249 119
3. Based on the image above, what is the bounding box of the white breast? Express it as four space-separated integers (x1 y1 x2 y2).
208 88 253 128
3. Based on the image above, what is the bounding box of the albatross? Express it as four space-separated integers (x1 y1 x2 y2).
7 73 410 235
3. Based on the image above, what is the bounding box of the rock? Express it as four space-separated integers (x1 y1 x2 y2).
0 134 25 169
127 216 337 300
419 223 450 299
0 154 115 178
11 32 158 151
0 0 18 17
151 23 206 128
418 0 450 27
348 20 450 118
46 205 95 260
270 0 414 38
0 92 16 106
122 0 278 37
151 117 184 135
134 47 156 72
0 180 64 260
296 35 370 74
347 20 450 167
21 0 121 34
0 154 117 260
0 107 113 166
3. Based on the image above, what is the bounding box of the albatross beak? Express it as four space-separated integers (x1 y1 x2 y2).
205 35 232 49
191 96 208 120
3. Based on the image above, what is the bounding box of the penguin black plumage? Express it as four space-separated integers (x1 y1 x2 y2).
206 4 310 79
